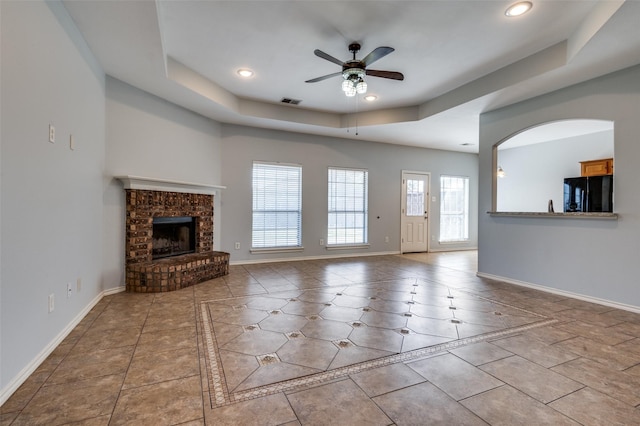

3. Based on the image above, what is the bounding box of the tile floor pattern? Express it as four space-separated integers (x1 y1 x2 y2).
1 251 640 425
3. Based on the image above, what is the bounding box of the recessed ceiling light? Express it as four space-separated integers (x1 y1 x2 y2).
505 1 532 17
237 69 254 78
364 95 377 102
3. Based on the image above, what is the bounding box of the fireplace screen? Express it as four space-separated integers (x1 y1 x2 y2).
152 216 196 259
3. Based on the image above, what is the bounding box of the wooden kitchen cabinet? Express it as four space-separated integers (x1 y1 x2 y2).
580 158 613 176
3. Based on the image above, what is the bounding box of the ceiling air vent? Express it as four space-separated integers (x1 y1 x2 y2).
281 98 302 105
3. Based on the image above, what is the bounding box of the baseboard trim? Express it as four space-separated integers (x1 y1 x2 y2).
0 285 125 406
230 251 401 265
104 286 126 296
476 272 640 314
422 247 478 253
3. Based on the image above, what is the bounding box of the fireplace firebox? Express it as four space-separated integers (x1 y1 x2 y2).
152 216 196 259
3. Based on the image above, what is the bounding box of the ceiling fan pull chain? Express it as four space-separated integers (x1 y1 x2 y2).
355 95 359 136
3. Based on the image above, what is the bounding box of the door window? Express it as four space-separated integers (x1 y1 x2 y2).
406 179 425 217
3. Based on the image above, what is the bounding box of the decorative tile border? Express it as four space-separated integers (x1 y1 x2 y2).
233 318 558 405
201 301 228 406
200 287 558 408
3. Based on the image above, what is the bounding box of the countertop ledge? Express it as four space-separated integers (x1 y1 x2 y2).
488 211 618 220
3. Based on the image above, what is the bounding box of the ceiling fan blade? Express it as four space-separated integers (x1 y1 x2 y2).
366 69 404 81
313 49 344 66
361 47 395 67
305 71 342 83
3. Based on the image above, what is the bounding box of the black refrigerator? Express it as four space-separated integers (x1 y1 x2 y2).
563 175 613 212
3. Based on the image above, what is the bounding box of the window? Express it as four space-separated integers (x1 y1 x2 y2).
328 167 368 246
440 176 469 242
252 162 302 249
406 179 425 216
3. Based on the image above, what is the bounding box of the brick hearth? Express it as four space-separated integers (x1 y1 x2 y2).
124 189 228 292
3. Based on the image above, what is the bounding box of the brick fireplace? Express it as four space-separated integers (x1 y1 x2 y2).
118 176 229 292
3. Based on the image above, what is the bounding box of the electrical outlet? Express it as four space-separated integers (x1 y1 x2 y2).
70 134 75 150
234 242 240 250
384 236 389 243
319 238 324 246
432 235 436 241
48 294 55 313
76 277 82 292
49 124 55 143
67 283 73 298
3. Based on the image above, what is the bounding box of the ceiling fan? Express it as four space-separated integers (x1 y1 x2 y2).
305 43 404 96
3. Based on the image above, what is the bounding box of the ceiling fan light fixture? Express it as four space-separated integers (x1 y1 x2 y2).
505 1 532 17
356 79 367 94
342 68 365 80
341 69 367 96
344 84 357 97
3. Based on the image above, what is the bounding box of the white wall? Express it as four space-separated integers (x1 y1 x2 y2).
497 130 614 212
220 124 479 262
1 1 105 395
104 77 223 290
479 64 640 309
0 0 479 403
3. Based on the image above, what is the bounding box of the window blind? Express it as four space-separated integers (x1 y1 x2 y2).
328 167 368 245
252 163 302 248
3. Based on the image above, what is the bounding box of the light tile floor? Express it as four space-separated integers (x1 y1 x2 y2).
3 251 640 425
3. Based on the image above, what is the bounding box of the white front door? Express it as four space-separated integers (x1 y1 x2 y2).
401 172 429 253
